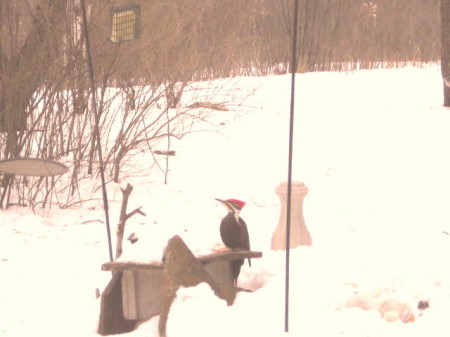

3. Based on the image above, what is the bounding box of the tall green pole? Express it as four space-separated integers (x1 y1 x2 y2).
285 0 300 332
80 0 114 262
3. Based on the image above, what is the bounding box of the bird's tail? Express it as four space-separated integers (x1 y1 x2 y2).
230 259 244 286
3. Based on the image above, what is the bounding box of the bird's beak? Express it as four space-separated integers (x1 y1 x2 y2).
215 198 231 211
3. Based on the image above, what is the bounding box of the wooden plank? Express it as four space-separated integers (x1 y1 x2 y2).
121 270 137 320
101 250 262 272
197 250 262 264
102 261 163 271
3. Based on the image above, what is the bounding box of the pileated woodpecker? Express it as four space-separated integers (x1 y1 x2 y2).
215 198 251 285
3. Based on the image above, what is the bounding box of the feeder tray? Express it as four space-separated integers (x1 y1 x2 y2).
0 158 69 176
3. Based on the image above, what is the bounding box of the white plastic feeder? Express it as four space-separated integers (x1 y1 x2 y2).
271 181 311 250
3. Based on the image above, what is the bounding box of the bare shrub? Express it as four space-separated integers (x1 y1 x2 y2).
0 0 441 209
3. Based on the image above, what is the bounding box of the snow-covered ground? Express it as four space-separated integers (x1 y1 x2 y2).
2 66 450 337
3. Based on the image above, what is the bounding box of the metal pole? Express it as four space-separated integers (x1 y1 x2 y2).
80 0 114 262
285 0 300 332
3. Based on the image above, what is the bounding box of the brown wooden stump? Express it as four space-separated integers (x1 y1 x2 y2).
158 235 239 337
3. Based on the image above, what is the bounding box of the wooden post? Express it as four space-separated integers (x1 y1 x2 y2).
441 0 450 106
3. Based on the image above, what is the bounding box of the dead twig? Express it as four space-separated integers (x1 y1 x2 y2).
115 183 146 259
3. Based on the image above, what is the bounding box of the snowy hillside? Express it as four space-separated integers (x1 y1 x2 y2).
2 66 450 337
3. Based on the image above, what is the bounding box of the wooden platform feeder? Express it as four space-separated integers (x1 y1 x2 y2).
100 250 262 323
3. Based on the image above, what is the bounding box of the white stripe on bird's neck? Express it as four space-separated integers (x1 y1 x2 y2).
225 202 242 222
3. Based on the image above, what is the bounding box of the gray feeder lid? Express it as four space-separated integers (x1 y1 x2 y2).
0 158 69 176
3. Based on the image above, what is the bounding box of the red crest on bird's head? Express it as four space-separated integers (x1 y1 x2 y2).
226 199 246 210
215 198 246 212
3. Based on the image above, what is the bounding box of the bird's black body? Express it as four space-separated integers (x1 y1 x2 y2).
220 212 250 252
216 198 251 286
